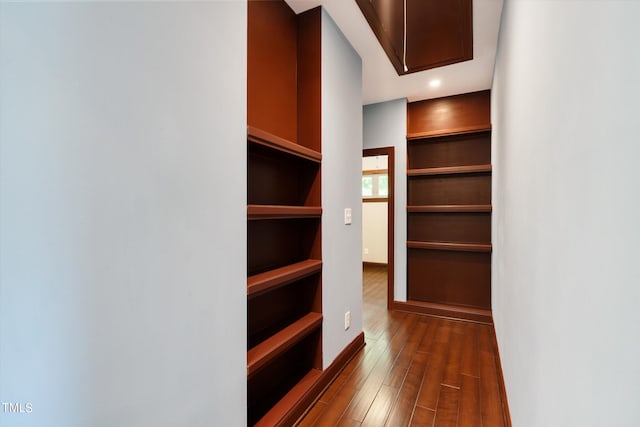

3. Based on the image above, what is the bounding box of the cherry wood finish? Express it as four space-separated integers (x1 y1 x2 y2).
248 127 322 162
408 173 492 206
249 330 321 425
248 313 323 377
407 249 491 309
407 91 491 138
355 0 473 75
248 259 322 297
407 241 492 253
248 276 322 350
406 93 492 318
297 266 510 426
407 205 492 213
247 1 298 142
407 164 492 176
288 332 365 427
407 212 491 244
297 8 322 152
407 131 491 169
247 3 324 425
247 205 322 220
394 300 493 324
248 143 320 207
248 218 321 276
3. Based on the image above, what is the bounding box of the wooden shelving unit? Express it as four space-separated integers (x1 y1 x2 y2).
406 91 493 317
247 2 323 425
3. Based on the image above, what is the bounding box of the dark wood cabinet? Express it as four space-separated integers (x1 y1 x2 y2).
247 2 323 425
406 91 493 322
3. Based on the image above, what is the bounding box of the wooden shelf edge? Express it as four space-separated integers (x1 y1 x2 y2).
393 300 493 324
248 126 322 163
247 313 323 378
247 204 322 220
407 164 492 176
407 205 492 213
407 125 492 140
407 240 492 253
253 368 322 427
247 259 322 298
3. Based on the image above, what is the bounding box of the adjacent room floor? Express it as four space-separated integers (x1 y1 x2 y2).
298 265 509 427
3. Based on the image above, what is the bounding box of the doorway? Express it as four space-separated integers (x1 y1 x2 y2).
362 147 394 310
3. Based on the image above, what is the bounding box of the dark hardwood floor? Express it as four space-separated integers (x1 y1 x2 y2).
297 265 509 427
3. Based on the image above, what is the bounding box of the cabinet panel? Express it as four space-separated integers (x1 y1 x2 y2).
407 212 491 244
248 274 321 349
408 173 491 206
407 132 491 169
248 0 298 142
248 144 320 206
407 249 491 309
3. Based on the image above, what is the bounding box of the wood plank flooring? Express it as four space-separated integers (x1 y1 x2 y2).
297 265 509 427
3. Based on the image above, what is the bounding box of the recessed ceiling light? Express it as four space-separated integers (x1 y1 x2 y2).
429 79 441 88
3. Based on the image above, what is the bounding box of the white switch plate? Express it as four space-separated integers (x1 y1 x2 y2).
344 208 352 225
344 310 351 330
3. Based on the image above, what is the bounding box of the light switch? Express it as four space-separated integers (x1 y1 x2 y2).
344 208 352 225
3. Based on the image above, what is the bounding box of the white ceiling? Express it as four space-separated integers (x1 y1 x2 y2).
286 0 504 105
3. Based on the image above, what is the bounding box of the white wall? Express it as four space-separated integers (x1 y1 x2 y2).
363 99 407 301
492 2 640 426
0 3 246 426
362 155 388 264
321 9 364 368
362 203 388 264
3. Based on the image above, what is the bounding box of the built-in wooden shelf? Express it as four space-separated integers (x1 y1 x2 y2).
407 204 492 213
407 240 492 253
247 259 322 298
407 125 492 140
247 312 323 378
407 164 492 176
247 205 322 220
254 368 322 427
248 126 322 163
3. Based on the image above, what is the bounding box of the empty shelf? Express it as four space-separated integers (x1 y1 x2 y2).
248 126 322 163
253 368 322 427
407 240 492 253
407 205 492 213
407 125 492 140
247 205 322 220
407 164 492 176
247 259 322 297
247 312 323 378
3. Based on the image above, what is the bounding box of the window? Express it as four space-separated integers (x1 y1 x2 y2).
362 170 388 199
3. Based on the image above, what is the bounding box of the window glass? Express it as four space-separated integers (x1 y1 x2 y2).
362 176 373 197
378 175 388 197
362 173 388 198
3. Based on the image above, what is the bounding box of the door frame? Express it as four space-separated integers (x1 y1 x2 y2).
362 147 395 310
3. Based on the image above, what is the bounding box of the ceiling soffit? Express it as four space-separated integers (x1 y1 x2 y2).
355 0 473 75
